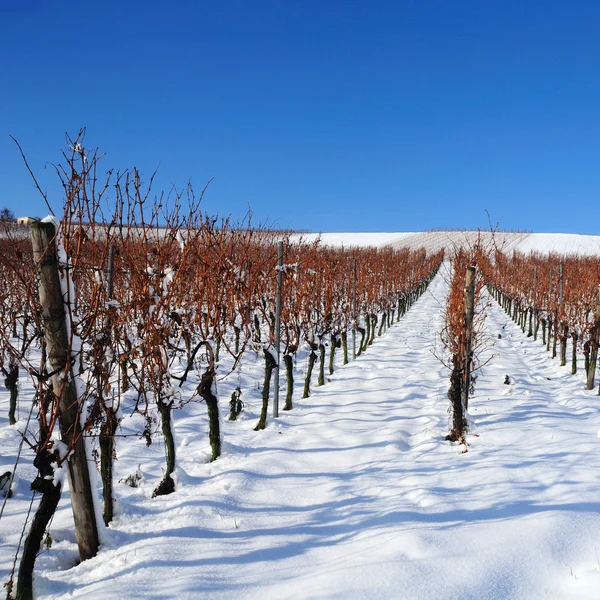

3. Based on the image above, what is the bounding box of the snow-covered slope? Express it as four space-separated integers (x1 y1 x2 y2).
8 225 600 255
293 231 600 256
289 231 417 247
515 233 600 256
389 230 530 255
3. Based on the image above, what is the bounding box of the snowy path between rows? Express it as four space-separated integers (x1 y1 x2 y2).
3 266 600 599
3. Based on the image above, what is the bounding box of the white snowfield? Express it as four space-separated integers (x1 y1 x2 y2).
294 230 600 256
7 225 600 256
2 238 600 599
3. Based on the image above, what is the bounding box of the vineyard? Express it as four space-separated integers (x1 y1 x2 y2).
1 146 600 599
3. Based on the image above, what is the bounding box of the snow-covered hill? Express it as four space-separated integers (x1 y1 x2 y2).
293 231 600 256
8 225 600 256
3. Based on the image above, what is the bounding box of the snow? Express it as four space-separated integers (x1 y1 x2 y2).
515 233 600 256
290 230 600 256
51 464 65 488
290 232 417 248
2 235 600 599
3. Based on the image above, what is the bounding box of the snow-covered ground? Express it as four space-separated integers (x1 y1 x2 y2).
2 257 600 599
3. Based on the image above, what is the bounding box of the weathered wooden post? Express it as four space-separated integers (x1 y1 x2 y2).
462 266 476 411
572 330 578 375
546 268 553 352
559 263 567 366
99 243 119 525
586 285 600 390
273 241 283 418
532 267 539 340
29 220 99 561
352 259 357 360
106 244 115 299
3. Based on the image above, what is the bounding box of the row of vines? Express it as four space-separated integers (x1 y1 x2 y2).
441 241 600 447
481 249 600 390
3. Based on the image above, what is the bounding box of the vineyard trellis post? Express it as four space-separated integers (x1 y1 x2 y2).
273 241 283 418
106 244 115 299
530 266 538 338
586 285 600 390
29 220 100 561
547 268 553 353
559 262 566 366
462 266 476 411
100 243 118 525
352 259 357 360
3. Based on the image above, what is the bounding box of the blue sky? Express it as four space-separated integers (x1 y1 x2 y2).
1 0 599 233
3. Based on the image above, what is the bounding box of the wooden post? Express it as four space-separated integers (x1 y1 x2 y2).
29 221 99 561
385 265 389 330
546 268 553 352
586 285 600 390
559 263 567 366
462 266 476 411
106 244 115 299
352 259 357 360
530 266 538 338
273 241 283 418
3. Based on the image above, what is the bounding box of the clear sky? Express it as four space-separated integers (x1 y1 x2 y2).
1 0 599 233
